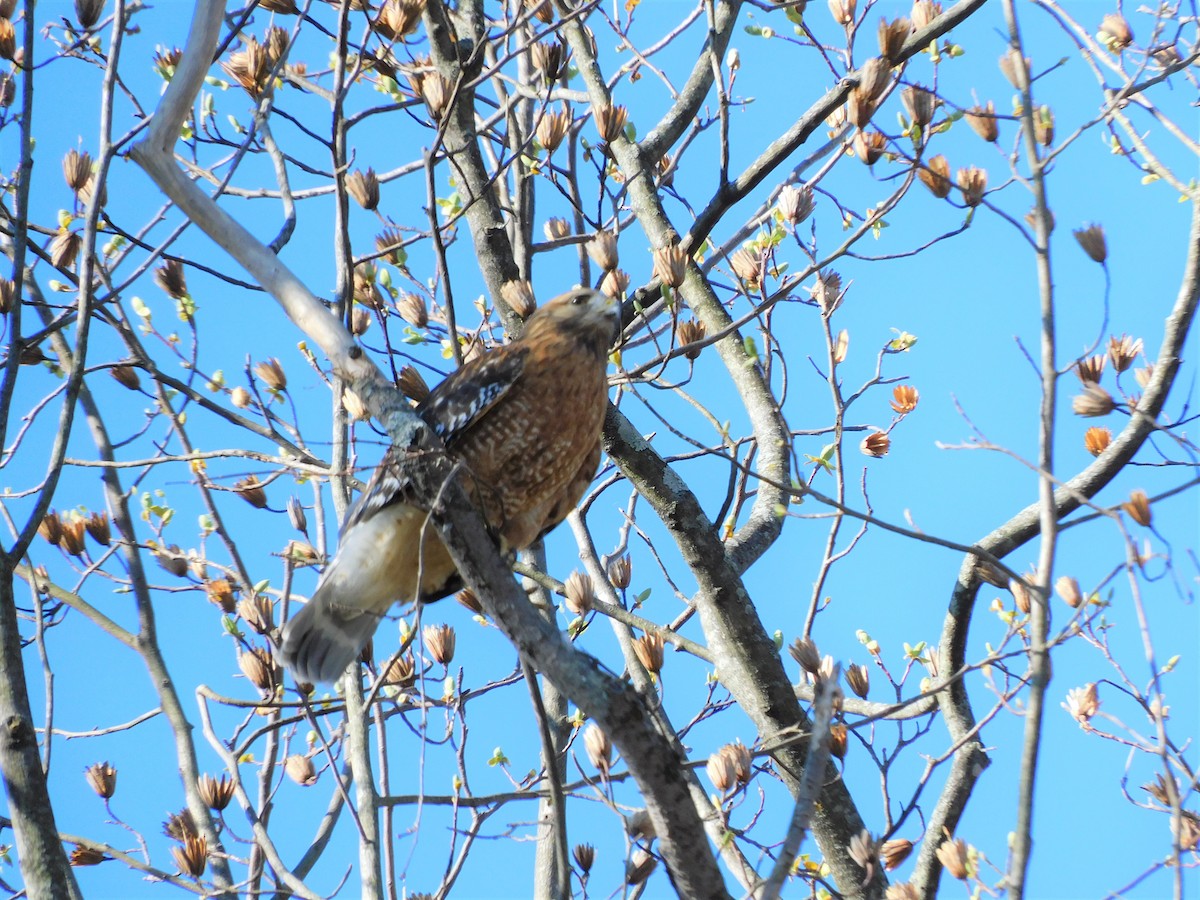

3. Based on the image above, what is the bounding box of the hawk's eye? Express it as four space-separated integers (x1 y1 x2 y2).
571 293 588 305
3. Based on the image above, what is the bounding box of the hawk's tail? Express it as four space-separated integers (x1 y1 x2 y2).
277 587 381 686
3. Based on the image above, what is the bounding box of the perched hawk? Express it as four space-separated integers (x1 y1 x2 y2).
279 287 618 685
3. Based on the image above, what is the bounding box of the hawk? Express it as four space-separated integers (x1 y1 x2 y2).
279 287 618 685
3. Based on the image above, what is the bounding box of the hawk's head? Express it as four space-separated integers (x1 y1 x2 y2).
523 287 619 359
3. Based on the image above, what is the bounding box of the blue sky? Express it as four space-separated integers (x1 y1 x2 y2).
4 0 1198 897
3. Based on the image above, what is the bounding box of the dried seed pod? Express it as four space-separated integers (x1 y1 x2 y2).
587 230 619 272
543 217 570 241
1072 385 1114 417
600 268 629 299
500 279 536 319
39 511 64 546
608 555 631 589
198 773 235 810
1098 13 1133 51
163 808 197 842
563 571 595 616
63 149 94 193
284 754 317 786
854 129 887 165
350 307 372 336
1122 489 1152 526
720 740 752 785
828 0 856 26
583 723 611 777
860 432 890 457
778 183 815 225
1079 428 1115 462
594 103 628 143
155 544 188 577
420 71 453 120
833 329 849 364
397 365 430 403
956 166 987 207
59 517 88 557
0 17 13 61
530 40 567 80
0 277 13 314
1074 354 1107 386
790 637 821 674
573 843 595 874
345 168 380 210
729 247 762 285
845 663 870 698
910 0 941 30
205 578 236 614
828 723 848 759
374 226 406 265
75 0 104 24
395 292 428 329
1070 223 1106 263
222 38 271 96
85 761 117 799
877 17 910 61
172 834 208 877
234 475 268 509
1107 333 1142 372
381 653 416 687
255 358 287 391
374 0 426 41
1009 577 1032 614
633 632 665 674
901 84 936 128
536 108 572 154
423 623 456 665
238 646 278 691
890 385 919 414
626 848 656 886
935 838 968 880
998 49 1029 88
1033 105 1054 147
918 155 951 198
706 750 736 793
238 593 274 634
652 243 688 288
70 845 106 866
881 838 913 870
1055 575 1083 609
964 101 999 142
50 230 81 270
676 319 706 360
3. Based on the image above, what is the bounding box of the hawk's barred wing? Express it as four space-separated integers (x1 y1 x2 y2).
417 345 527 446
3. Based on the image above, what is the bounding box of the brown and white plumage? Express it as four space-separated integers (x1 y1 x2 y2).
279 287 617 685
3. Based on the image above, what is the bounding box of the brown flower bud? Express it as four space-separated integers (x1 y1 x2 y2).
1072 384 1114 417
789 636 821 675
878 17 910 61
1083 426 1112 457
284 754 317 786
956 166 987 207
583 723 612 777
964 101 999 142
677 319 706 361
85 761 117 799
537 108 572 154
50 230 81 271
910 0 941 30
39 511 64 546
706 749 736 793
860 431 890 457
374 0 425 41
396 292 428 329
1107 333 1142 372
172 834 208 877
543 217 570 241
626 848 656 886
918 155 951 198
397 365 430 403
238 646 278 691
608 555 631 589
778 183 815 225
424 623 456 665
63 149 94 193
935 837 969 879
600 268 629 299
198 773 235 810
500 279 537 319
235 475 268 509
881 838 913 870
829 723 848 759
255 358 287 392
345 168 380 210
564 571 595 616
854 129 887 165
1055 575 1083 609
653 243 688 288
633 632 665 675
587 230 619 272
1074 354 1107 386
845 663 870 698
1122 489 1152 527
828 0 856 26
1098 13 1133 51
890 385 919 414
901 84 936 128
573 843 595 874
594 103 628 143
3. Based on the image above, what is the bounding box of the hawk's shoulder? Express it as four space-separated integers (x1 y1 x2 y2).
417 343 529 446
